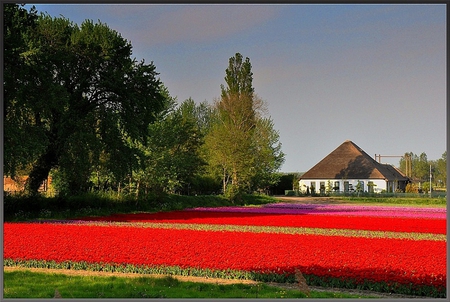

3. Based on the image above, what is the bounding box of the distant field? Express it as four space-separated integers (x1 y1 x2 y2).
277 195 447 207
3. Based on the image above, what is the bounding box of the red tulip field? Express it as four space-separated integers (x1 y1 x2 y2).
4 203 446 297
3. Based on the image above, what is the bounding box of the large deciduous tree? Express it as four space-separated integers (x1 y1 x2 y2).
4 4 44 179
204 53 284 201
4 5 166 195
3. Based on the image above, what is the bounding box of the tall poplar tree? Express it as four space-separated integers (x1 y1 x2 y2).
205 53 284 201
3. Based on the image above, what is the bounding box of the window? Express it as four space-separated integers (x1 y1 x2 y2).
320 182 325 194
368 181 374 193
334 181 340 192
344 181 349 192
310 181 316 193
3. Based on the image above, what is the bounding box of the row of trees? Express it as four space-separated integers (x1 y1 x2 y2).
399 151 447 189
4 4 285 201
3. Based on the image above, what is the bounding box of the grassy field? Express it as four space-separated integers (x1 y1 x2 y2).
3 269 377 299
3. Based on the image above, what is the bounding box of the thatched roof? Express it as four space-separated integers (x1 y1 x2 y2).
300 140 409 181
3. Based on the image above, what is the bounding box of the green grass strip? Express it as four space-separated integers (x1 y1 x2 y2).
3 269 377 299
42 220 446 241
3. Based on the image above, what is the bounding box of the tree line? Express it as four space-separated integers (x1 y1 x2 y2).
4 4 285 201
399 151 447 192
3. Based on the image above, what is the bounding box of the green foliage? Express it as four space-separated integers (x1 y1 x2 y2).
204 53 284 200
47 168 70 195
434 151 447 188
3 192 276 221
399 151 446 188
221 53 254 98
270 173 302 195
4 6 166 195
189 174 222 195
421 181 431 193
224 184 244 203
250 117 285 190
3 4 45 178
405 183 419 193
140 98 207 194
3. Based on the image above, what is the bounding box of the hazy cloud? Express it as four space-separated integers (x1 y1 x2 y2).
126 5 281 47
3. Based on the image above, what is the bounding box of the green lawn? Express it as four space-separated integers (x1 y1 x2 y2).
3 270 377 299
332 196 446 207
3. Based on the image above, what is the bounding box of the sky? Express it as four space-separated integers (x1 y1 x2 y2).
23 3 447 173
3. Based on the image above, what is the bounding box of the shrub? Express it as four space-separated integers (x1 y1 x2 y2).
224 184 244 203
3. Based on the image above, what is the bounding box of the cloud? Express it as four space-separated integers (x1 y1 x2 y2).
124 5 281 47
31 4 280 49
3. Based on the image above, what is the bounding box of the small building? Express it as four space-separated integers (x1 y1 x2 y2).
3 176 52 194
299 140 410 194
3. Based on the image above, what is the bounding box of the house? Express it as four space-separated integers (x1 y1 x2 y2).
298 140 410 194
3 176 52 193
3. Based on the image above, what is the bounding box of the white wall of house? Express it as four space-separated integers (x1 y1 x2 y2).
298 179 389 194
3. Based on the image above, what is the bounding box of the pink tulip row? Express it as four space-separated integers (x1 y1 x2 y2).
188 203 446 219
80 206 445 234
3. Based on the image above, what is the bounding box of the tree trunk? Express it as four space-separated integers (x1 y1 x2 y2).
26 149 57 195
232 164 239 187
223 168 227 194
136 181 140 199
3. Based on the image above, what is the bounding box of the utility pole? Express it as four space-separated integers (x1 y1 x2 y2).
429 164 432 198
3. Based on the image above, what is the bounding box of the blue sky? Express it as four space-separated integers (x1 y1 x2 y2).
23 3 446 172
